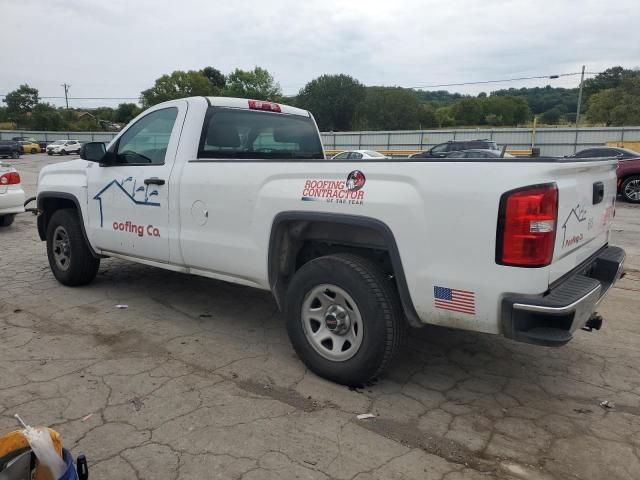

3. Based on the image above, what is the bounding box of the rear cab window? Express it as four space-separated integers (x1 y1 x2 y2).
199 108 324 160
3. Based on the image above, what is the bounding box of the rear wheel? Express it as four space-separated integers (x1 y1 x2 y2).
285 253 405 386
621 176 640 203
61 149 68 156
11 151 19 159
30 148 37 154
0 215 15 227
47 151 53 156
46 209 100 286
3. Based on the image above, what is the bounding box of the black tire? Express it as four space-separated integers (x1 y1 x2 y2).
30 148 37 154
46 209 100 286
285 253 405 386
11 151 19 159
0 214 15 227
621 175 640 204
47 151 53 156
61 149 68 156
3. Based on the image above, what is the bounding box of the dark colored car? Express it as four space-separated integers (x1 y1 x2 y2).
0 140 21 159
410 140 499 159
569 147 640 203
446 149 514 159
11 136 48 151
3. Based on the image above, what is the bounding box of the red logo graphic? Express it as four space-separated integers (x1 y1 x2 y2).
346 170 366 191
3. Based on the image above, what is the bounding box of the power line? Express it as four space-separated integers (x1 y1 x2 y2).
406 71 600 89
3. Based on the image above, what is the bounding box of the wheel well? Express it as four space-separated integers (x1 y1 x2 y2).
38 197 77 239
268 214 422 327
36 195 98 258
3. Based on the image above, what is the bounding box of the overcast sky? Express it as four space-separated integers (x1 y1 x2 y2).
2 0 639 108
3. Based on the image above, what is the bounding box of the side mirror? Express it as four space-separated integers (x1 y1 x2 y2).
80 142 106 162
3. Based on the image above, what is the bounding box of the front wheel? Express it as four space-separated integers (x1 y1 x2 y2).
0 215 15 227
46 209 100 286
47 151 53 156
61 149 68 156
621 176 640 203
30 148 37 154
11 151 19 159
285 253 405 386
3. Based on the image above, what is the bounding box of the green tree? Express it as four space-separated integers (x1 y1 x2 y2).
540 105 567 125
30 103 65 131
140 70 216 108
483 96 530 125
586 72 640 126
355 87 421 130
3 84 39 114
3 84 39 126
583 66 626 99
435 106 455 127
201 66 226 91
295 74 365 131
419 104 438 128
224 66 281 101
115 103 142 124
451 97 485 125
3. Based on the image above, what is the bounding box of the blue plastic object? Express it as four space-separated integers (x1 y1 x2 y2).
58 449 78 480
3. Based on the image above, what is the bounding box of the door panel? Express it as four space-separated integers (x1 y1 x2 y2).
86 103 187 262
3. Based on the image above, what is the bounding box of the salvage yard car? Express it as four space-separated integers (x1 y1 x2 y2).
19 140 41 154
46 139 82 156
0 163 25 227
0 140 21 159
35 97 625 386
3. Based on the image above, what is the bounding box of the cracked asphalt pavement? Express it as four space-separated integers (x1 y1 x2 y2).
2 154 640 479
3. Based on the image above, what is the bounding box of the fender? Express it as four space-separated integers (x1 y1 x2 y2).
37 191 99 258
268 211 422 328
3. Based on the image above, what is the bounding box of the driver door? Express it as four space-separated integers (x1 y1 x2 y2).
86 102 187 262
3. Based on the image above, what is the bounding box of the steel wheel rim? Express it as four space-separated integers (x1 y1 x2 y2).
301 284 363 362
624 180 640 201
52 226 71 271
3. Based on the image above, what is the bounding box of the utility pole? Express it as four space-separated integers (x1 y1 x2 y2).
575 65 585 127
61 83 71 109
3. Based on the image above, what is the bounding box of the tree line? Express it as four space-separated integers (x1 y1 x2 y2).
2 66 639 132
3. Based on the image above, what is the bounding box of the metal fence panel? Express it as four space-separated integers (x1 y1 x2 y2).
4 126 640 156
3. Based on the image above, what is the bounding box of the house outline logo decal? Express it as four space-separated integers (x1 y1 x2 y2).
93 177 160 227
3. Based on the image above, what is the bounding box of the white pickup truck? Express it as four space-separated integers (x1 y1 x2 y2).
36 97 625 385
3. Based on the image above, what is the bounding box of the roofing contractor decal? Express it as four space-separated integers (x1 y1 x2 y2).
301 170 366 205
93 176 160 227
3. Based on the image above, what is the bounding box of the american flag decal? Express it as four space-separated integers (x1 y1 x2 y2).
433 286 476 315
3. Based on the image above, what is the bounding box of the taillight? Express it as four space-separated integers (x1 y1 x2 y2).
248 99 281 112
496 183 558 267
0 172 20 185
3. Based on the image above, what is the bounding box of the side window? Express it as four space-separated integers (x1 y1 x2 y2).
430 143 448 154
333 152 349 160
115 107 178 165
349 152 363 160
575 149 598 158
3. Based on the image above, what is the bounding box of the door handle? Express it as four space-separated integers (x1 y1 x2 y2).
593 181 604 205
144 177 165 186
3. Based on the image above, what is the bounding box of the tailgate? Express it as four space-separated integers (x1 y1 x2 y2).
549 159 618 283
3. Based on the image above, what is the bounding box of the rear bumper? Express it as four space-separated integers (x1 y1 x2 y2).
501 245 625 346
0 188 26 215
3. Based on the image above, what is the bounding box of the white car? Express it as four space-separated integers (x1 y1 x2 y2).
0 163 25 227
46 140 82 156
331 150 388 160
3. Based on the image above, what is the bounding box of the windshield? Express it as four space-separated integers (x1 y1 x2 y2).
53 140 66 145
199 108 324 159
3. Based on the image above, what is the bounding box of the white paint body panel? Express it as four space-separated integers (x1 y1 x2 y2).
37 97 619 336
